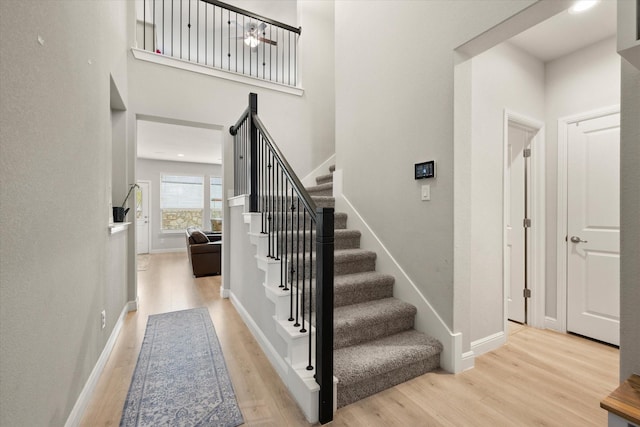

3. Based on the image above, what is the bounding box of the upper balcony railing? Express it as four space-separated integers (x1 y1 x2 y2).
137 0 301 87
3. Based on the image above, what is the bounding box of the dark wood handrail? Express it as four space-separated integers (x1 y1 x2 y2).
229 108 249 136
202 0 302 34
252 114 318 219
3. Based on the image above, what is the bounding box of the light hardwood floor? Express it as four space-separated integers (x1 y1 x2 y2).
80 252 619 426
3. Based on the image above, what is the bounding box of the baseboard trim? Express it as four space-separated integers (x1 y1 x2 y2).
220 286 230 299
127 298 138 312
229 292 288 380
544 316 561 331
64 302 129 427
470 331 506 357
300 154 336 187
461 350 475 371
149 248 186 254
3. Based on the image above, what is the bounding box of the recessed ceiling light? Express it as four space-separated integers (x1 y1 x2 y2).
177 153 185 157
568 0 599 14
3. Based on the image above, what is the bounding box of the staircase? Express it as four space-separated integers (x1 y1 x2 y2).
307 165 443 408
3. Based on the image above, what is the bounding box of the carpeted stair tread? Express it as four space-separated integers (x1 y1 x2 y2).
334 298 417 349
315 173 334 185
306 182 333 197
334 329 442 407
280 229 360 251
334 271 395 306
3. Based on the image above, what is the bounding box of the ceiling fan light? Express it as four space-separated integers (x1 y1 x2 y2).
244 35 259 48
568 0 599 14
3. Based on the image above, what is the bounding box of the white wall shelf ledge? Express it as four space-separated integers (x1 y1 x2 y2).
109 222 131 234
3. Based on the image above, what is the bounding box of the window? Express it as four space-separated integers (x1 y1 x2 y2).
160 175 204 230
210 177 222 232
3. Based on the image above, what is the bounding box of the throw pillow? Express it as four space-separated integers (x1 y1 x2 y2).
190 229 209 244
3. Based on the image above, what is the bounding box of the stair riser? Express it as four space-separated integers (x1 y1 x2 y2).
287 255 376 279
315 175 333 185
334 315 415 350
307 188 333 197
279 233 361 252
254 195 335 210
337 355 440 408
263 213 348 230
335 284 394 307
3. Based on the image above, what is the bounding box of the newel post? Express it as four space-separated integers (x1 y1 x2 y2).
316 207 334 424
249 92 258 212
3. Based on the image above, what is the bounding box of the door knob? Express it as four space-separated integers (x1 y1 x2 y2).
570 236 588 243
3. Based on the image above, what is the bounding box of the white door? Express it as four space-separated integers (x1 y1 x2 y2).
506 123 534 324
566 113 620 346
136 181 150 254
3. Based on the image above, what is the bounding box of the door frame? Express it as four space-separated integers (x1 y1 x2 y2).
503 110 546 330
554 105 620 334
136 179 152 254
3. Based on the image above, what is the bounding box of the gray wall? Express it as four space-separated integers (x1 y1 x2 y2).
334 0 537 330
137 158 222 252
620 59 640 381
0 0 132 425
469 42 545 342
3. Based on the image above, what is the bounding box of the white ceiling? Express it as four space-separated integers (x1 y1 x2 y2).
509 0 617 63
137 120 222 165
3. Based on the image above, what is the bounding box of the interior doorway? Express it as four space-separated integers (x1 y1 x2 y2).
136 180 151 254
505 118 540 324
557 107 621 346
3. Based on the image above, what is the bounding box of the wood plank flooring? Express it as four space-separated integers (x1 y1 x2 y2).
80 252 619 426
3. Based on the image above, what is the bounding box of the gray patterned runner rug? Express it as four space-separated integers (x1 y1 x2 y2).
120 307 244 426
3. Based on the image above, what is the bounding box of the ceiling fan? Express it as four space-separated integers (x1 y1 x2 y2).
233 21 277 51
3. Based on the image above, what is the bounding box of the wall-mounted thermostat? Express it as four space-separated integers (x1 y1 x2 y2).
415 161 436 179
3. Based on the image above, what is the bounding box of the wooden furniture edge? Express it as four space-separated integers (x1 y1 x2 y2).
601 374 640 426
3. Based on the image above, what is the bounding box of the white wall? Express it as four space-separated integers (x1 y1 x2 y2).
543 36 620 321
137 158 222 252
469 42 545 343
335 0 538 333
0 1 132 425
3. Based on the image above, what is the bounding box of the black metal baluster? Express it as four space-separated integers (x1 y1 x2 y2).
267 151 272 257
187 0 191 61
294 33 297 86
294 196 300 327
171 0 173 56
276 27 279 83
180 0 182 58
212 5 215 67
283 179 289 291
288 187 295 319
288 31 291 85
220 7 223 69
274 162 282 261
262 22 266 79
307 218 314 370
162 0 165 54
300 208 307 333
269 24 272 81
242 15 245 75
196 0 199 63
205 3 207 65
153 0 156 52
234 12 238 72
227 11 231 70
143 0 146 50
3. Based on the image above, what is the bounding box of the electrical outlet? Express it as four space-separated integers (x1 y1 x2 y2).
101 310 106 329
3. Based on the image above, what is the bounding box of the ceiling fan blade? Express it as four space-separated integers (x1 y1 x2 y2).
258 37 277 46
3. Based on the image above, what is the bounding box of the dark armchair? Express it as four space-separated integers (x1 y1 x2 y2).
185 227 222 277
